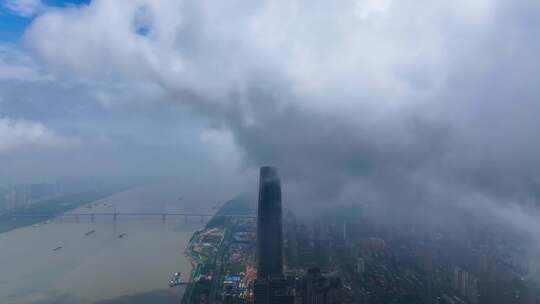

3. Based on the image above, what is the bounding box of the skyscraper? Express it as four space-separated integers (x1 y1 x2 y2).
255 166 293 304
256 166 284 279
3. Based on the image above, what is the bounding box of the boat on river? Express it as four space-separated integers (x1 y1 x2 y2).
169 272 182 287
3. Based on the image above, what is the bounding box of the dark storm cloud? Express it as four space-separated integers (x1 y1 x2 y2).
2 0 540 246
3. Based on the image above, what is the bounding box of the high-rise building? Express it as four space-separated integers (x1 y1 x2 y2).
302 268 343 304
256 166 284 280
255 166 294 304
285 211 299 269
453 267 479 304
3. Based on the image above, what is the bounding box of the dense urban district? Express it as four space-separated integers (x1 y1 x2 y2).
182 198 256 304
182 167 540 304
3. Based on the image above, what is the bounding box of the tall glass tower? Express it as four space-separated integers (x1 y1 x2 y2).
256 166 284 279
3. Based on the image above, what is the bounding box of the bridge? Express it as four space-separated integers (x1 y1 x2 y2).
6 212 256 223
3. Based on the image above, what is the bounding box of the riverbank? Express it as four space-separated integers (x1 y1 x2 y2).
0 179 204 304
0 185 128 234
181 197 252 304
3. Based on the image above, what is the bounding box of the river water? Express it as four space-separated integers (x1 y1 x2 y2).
0 178 228 304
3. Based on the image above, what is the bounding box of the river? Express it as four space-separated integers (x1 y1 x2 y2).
0 178 231 304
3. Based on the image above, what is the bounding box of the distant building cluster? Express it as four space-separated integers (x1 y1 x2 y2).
0 180 101 212
222 217 257 303
253 166 343 304
0 182 61 211
184 166 539 304
453 267 479 304
195 228 223 257
211 166 344 304
324 207 538 304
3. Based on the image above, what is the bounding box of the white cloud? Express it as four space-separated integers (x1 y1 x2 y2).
21 0 478 113
200 128 243 170
0 117 71 153
12 0 540 234
0 44 50 81
4 0 44 17
354 0 393 21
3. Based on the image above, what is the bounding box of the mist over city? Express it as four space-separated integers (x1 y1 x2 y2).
1 1 540 303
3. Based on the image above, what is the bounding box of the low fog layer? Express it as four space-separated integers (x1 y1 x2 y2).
2 0 540 264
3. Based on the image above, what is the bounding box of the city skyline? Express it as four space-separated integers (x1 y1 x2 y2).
0 1 539 258
1 0 540 303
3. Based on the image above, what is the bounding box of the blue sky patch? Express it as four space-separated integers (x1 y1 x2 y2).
0 0 91 42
